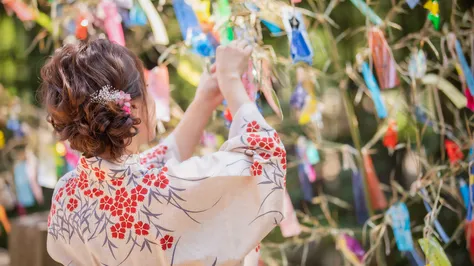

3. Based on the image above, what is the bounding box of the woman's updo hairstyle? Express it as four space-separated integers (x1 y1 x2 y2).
40 39 147 160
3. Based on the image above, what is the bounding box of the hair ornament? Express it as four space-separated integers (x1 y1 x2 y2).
90 85 132 114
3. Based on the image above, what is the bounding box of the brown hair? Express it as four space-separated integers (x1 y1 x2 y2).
40 39 147 160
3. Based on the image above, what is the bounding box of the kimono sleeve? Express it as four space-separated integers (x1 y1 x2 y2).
145 103 287 264
140 134 182 169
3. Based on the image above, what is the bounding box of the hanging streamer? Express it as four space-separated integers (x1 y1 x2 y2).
14 160 35 208
466 163 474 263
422 74 467 110
336 234 365 266
460 179 469 210
369 27 400 89
26 149 44 205
290 83 308 110
215 0 234 45
297 137 314 201
349 0 383 25
75 15 88 40
387 203 424 266
343 150 369 224
98 0 126 46
0 131 4 150
424 0 440 30
408 49 427 80
173 0 214 57
383 120 398 154
418 237 451 266
361 61 387 118
363 152 388 210
2 0 35 21
307 142 320 165
449 34 474 96
420 188 450 244
406 0 420 9
137 0 169 45
299 96 318 125
296 137 316 183
146 66 171 122
128 4 148 27
445 139 464 164
0 205 10 234
282 7 313 65
279 192 302 237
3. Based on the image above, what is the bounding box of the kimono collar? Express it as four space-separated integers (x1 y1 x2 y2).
78 154 142 180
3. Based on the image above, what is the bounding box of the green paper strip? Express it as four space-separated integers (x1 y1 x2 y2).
349 0 383 26
418 237 451 266
422 74 467 109
35 11 52 33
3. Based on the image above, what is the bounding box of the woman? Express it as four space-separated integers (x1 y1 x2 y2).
42 39 286 266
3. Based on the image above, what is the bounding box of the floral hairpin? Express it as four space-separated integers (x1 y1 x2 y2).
90 85 132 114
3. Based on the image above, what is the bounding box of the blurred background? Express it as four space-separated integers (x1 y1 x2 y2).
1 0 474 265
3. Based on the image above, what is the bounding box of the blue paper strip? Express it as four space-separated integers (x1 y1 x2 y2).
352 170 369 224
387 203 414 252
468 165 474 221
262 20 282 34
421 189 450 243
405 250 425 266
298 164 314 201
361 62 387 118
455 39 474 95
349 0 383 25
460 179 470 210
405 0 419 9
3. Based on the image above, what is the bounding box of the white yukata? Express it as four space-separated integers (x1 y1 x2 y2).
47 103 287 266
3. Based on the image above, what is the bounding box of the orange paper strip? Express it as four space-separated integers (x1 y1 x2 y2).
369 27 400 89
363 152 388 210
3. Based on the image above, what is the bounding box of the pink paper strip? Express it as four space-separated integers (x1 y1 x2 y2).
146 66 171 122
100 0 126 46
280 192 302 237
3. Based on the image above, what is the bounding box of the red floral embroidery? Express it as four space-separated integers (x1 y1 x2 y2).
110 201 124 217
160 235 174 250
84 189 92 198
273 147 286 158
251 162 263 177
258 137 275 150
67 198 78 211
256 243 261 252
273 132 281 144
84 188 103 198
110 223 126 239
54 187 64 202
281 157 287 170
120 213 135 229
124 198 137 214
259 152 271 160
80 157 89 169
154 173 169 189
147 164 155 170
130 185 148 202
115 188 128 203
99 196 114 211
93 167 106 181
143 173 157 186
246 121 261 133
78 171 89 190
48 204 56 227
134 221 150 236
162 166 168 172
154 145 168 156
247 134 261 146
140 157 148 164
110 178 123 186
65 178 77 196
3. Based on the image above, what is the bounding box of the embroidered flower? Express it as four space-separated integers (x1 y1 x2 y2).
92 188 104 198
143 173 157 186
259 152 271 160
246 121 261 132
162 166 168 172
147 164 155 170
134 221 150 236
78 172 89 190
124 198 137 214
160 235 174 250
80 157 89 169
110 178 123 186
154 172 169 189
93 167 106 181
48 204 56 227
258 137 275 150
246 134 261 146
54 187 64 202
67 198 78 211
84 189 92 198
130 185 148 202
273 147 286 158
99 196 114 211
281 157 287 170
110 223 126 239
251 162 263 177
154 145 168 156
120 213 135 229
140 157 148 164
273 132 281 144
110 201 124 217
115 188 128 203
256 243 261 252
65 178 78 196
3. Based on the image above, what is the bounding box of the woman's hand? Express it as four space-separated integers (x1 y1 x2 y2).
194 64 224 111
215 40 253 114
